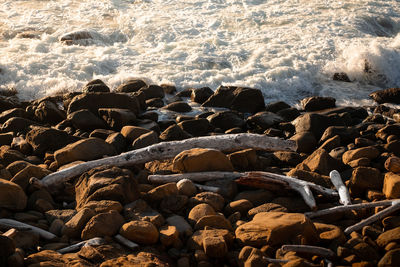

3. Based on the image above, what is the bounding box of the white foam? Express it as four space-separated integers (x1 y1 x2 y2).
0 0 399 105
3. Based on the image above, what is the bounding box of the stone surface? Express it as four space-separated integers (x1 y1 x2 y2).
123 199 164 228
131 130 158 149
378 248 400 267
190 192 225 211
314 222 346 245
342 146 380 164
300 148 342 175
81 210 125 240
159 225 180 247
292 113 333 139
369 87 400 104
120 220 159 245
100 252 171 267
349 167 383 196
224 199 254 216
300 96 336 111
247 203 288 217
10 165 51 191
0 178 27 210
191 87 214 104
194 214 233 231
176 178 197 196
34 100 66 124
173 148 234 173
188 203 216 225
163 101 192 112
146 182 178 203
235 212 319 247
63 208 96 238
166 215 193 237
383 172 400 199
290 132 317 154
246 111 283 131
120 125 151 143
159 124 192 141
178 118 210 137
115 79 147 93
385 156 400 173
207 111 245 131
67 109 106 131
82 200 123 213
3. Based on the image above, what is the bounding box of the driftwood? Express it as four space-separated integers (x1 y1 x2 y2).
344 200 400 234
114 234 139 250
305 199 396 219
33 134 296 191
281 244 335 258
0 219 57 240
57 237 105 254
329 170 351 205
148 172 241 184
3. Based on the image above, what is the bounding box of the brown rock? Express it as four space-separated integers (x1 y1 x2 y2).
228 149 258 171
139 84 165 99
369 87 400 104
146 182 178 203
235 212 319 247
188 203 216 225
10 165 51 191
187 228 234 253
292 113 333 139
191 87 214 104
383 172 400 199
178 118 210 137
159 225 179 247
349 167 383 196
376 124 400 141
160 194 188 213
190 192 225 211
0 146 25 166
319 135 341 152
166 215 193 237
248 203 288 217
194 214 233 231
0 235 15 266
207 111 245 131
115 79 147 93
224 199 253 216
246 111 283 131
287 169 332 188
83 200 123 213
377 226 400 247
98 108 136 130
82 79 110 93
230 87 265 113
34 101 66 124
100 252 170 267
314 222 346 245
173 148 233 173
0 179 27 210
123 199 164 228
378 248 400 267
290 131 317 154
159 124 192 141
105 132 126 154
385 156 400 173
120 125 151 143
63 208 96 238
300 148 342 175
26 249 91 266
163 101 192 112
67 109 107 131
0 132 14 146
176 178 197 196
119 220 159 245
131 130 158 149
81 210 125 240
234 189 274 206
342 146 380 164
45 209 77 223
203 235 228 258
385 140 400 156
300 96 336 111
1 117 39 133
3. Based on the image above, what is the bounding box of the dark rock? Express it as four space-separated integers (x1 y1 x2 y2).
276 107 300 121
320 126 359 145
176 89 193 97
207 111 245 131
0 108 29 124
300 96 336 111
105 132 126 154
82 79 110 93
98 108 136 130
265 101 291 113
376 124 400 140
370 87 400 104
201 86 236 108
349 167 383 196
67 109 107 131
159 124 192 141
132 131 158 149
0 235 15 266
178 118 210 136
81 210 125 240
247 111 283 132
300 148 343 175
161 84 177 94
0 178 27 210
116 79 147 93
292 113 334 139
34 101 66 124
146 97 165 108
333 72 351 82
230 87 265 113
191 87 214 104
89 129 115 139
163 101 192 112
136 119 160 133
121 126 151 143
139 84 165 99
1 117 39 134
290 131 317 154
378 248 400 267
0 146 26 166
0 96 19 113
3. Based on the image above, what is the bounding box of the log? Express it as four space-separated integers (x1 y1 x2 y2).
35 134 296 191
149 172 241 184
329 170 351 205
114 234 139 250
305 199 396 218
0 219 57 240
344 200 400 234
194 183 221 193
57 237 105 254
281 244 335 258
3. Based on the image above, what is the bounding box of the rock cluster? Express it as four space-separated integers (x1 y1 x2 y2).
1 80 400 266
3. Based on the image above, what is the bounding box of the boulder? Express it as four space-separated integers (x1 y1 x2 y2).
0 236 15 266
1 117 38 133
54 137 116 166
246 111 283 132
188 203 216 225
98 108 136 130
292 113 333 139
230 87 265 113
277 107 301 121
173 148 234 173
378 248 400 267
194 214 233 231
105 132 126 154
203 235 228 258
45 209 77 223
314 222 346 245
34 101 66 124
178 118 210 136
228 148 258 171
163 101 192 112
0 146 25 166
265 101 291 113
342 146 380 164
10 165 51 191
248 203 288 217
383 172 400 199
139 84 165 99
63 208 96 238
176 178 197 196
146 182 178 203
385 156 400 173
376 226 400 247
83 200 123 213
81 210 125 240
287 169 332 188
131 131 158 150
146 97 164 108
159 124 192 141
166 215 193 237
82 79 110 93
159 225 179 247
333 72 351 82
0 96 18 113
187 228 234 254
119 220 159 245
300 148 342 175
100 252 171 267
191 87 214 104
201 85 236 108
300 96 336 111
67 109 107 131
190 192 225 211
349 167 383 196
290 132 317 154
0 178 27 210
115 79 147 93
376 124 400 141
120 125 151 143
235 212 319 247
224 199 253 216
319 126 358 145
0 132 13 146
369 87 400 104
207 111 245 131
123 199 164 228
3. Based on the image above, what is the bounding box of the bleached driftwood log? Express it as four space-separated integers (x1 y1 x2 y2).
0 219 57 240
57 237 105 254
34 134 296 191
114 234 139 250
149 172 241 184
344 200 400 234
305 199 396 218
329 170 351 205
281 244 335 258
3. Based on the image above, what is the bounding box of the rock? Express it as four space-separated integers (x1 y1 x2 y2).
0 146 25 166
123 199 164 228
376 124 400 141
54 137 116 166
83 79 110 93
139 84 165 99
163 101 192 112
119 220 159 245
177 178 197 196
120 125 151 143
385 156 400 173
378 248 400 267
26 127 81 156
105 132 126 154
67 109 107 131
300 148 342 175
63 208 96 238
225 199 253 216
377 226 400 247
0 109 27 125
207 111 245 131
300 96 336 111
83 200 123 213
159 225 179 247
230 87 265 113
333 72 351 82
67 92 140 116
166 215 193 237
203 235 228 258
173 148 234 173
273 151 303 166
188 228 234 254
290 132 317 154
132 131 158 149
75 166 139 210
292 113 333 139
160 194 188 213
159 124 192 141
115 79 147 93
49 218 64 236
246 111 283 131
45 209 77 223
0 235 15 266
383 172 400 199
34 101 66 124
205 179 238 199
248 203 288 217
190 192 225 211
320 126 358 145
100 252 171 267
314 222 346 245
265 101 291 113
370 88 400 104
234 190 274 206
178 118 210 136
12 230 39 249
1 117 38 133
81 210 125 240
235 212 319 247
228 149 258 171
11 136 31 155
194 214 233 231
146 182 178 203
0 132 14 146
349 167 383 196
146 97 164 108
60 30 95 45
191 87 214 104
98 108 136 130
201 85 236 108
10 165 51 191
0 179 27 210
385 140 400 156
277 107 301 121
342 146 380 164
188 203 216 225
77 244 126 265
319 135 341 152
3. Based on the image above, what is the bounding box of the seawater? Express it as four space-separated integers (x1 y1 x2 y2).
0 0 399 106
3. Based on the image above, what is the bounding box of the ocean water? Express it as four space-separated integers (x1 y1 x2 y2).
0 0 399 106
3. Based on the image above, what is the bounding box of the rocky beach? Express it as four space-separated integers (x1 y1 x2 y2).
0 80 400 266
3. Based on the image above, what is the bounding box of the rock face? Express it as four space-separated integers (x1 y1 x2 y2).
0 178 27 210
370 87 400 104
235 212 319 247
54 138 117 166
172 148 234 173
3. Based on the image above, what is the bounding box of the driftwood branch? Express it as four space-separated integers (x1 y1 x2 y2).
114 234 139 250
149 172 241 184
57 237 105 254
35 134 296 191
329 170 351 205
0 219 57 240
281 244 335 258
305 199 396 218
344 200 400 234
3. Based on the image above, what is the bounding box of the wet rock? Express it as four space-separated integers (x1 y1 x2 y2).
1 117 39 133
265 101 291 113
123 199 164 228
178 118 210 136
383 172 400 199
300 96 336 111
247 111 283 132
0 96 19 113
300 148 342 175
54 137 116 166
75 166 139 210
173 148 234 173
81 210 125 240
235 212 319 247
115 79 147 93
146 97 164 108
190 192 225 211
201 85 236 108
120 220 159 245
277 107 301 121
163 101 192 112
26 127 81 156
98 108 136 130
0 178 27 210
67 109 107 131
67 92 140 116
370 87 400 104
342 146 380 164
132 130 158 149
290 131 317 154
230 87 265 113
63 208 96 238
188 203 216 225
207 111 245 131
60 30 95 45
333 72 351 82
83 79 110 93
349 167 383 196
191 87 214 104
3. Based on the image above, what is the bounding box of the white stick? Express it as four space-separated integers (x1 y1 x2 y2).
0 219 57 240
344 200 400 234
305 199 396 218
36 134 296 191
149 172 241 184
292 184 316 211
194 183 222 193
114 234 139 250
281 245 335 258
57 237 105 254
329 170 351 205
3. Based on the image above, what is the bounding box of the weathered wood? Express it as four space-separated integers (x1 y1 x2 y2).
344 200 400 234
194 183 221 193
35 134 296 191
57 237 105 254
148 172 241 184
114 234 139 250
281 244 335 258
305 199 396 218
0 219 57 240
329 170 351 205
